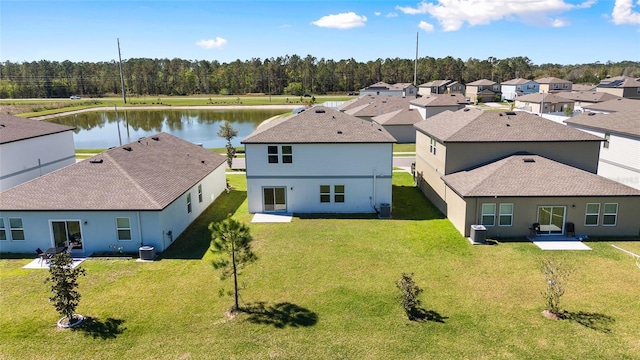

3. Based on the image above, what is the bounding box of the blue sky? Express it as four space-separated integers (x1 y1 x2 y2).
1 0 639 65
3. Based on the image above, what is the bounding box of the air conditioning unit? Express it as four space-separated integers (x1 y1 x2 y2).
139 246 156 261
470 225 487 244
379 203 391 219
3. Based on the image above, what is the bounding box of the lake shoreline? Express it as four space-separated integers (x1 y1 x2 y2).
29 104 301 121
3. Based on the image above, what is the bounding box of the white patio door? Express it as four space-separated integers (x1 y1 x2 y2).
537 206 565 235
263 187 286 212
51 220 83 250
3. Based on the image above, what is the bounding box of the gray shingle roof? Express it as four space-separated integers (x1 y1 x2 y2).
442 154 640 197
0 132 227 211
372 108 423 126
414 108 602 143
501 78 535 85
535 77 572 84
242 106 396 144
582 98 640 113
565 109 640 138
466 79 497 86
343 96 411 117
410 93 468 107
0 114 74 144
515 93 570 103
555 91 621 103
598 75 640 88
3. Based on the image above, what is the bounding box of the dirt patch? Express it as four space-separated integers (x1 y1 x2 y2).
542 310 565 320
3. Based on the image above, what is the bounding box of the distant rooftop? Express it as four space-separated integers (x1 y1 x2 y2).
0 114 74 144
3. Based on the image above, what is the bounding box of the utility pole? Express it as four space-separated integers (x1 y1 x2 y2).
117 38 127 104
413 32 418 87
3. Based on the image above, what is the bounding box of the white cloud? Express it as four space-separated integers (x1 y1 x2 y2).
612 0 640 25
375 11 382 16
396 0 595 31
419 20 435 32
311 12 367 29
195 37 227 49
386 12 399 18
552 18 570 27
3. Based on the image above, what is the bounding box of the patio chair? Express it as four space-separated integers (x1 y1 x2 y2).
36 248 50 264
529 223 540 237
565 222 575 237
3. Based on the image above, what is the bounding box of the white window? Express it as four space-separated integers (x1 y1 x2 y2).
0 218 6 240
498 204 513 226
334 185 345 203
603 133 610 149
563 83 569 89
186 193 192 213
481 204 496 226
116 217 132 241
282 146 293 163
268 146 279 163
429 137 437 155
320 185 331 203
198 184 203 203
268 145 293 164
9 218 25 240
603 203 618 226
585 203 600 226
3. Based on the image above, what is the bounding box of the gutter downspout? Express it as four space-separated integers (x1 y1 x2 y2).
137 211 143 247
372 169 378 212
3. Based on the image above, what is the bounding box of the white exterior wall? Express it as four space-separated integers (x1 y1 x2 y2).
157 164 227 249
502 82 539 101
0 163 227 254
0 131 75 191
567 125 640 190
245 143 393 213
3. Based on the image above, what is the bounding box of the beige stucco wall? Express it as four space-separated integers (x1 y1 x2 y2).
444 141 601 174
462 195 640 238
415 131 448 213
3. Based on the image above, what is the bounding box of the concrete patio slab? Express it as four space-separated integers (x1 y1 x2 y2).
532 240 591 251
251 213 293 223
23 257 87 269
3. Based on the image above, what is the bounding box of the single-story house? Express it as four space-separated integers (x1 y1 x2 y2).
0 114 76 191
555 91 621 107
0 133 227 255
409 93 468 120
441 154 640 238
514 93 575 114
242 106 396 215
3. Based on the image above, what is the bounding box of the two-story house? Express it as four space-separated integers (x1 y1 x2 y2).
500 78 539 101
413 108 640 239
0 133 228 255
465 79 501 103
0 114 76 191
536 77 573 93
242 106 396 215
359 82 418 97
566 105 640 190
596 75 640 100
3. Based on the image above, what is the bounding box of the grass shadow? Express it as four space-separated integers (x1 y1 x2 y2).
564 311 615 333
72 316 126 339
391 185 445 221
296 213 378 220
411 307 448 323
162 189 247 259
241 301 318 328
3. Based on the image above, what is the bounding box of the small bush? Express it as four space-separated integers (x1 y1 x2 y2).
541 258 571 317
395 272 424 321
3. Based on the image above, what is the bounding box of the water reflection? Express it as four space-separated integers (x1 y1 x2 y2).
47 109 286 149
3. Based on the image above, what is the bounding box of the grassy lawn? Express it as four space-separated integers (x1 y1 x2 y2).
1 173 639 359
1 95 351 117
392 143 416 153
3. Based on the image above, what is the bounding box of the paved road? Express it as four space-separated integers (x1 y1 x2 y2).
230 156 415 170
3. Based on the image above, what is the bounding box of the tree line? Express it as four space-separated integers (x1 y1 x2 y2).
1 55 638 99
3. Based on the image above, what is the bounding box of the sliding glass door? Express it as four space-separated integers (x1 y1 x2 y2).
537 206 565 235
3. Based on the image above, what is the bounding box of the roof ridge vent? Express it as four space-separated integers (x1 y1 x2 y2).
315 109 325 113
123 146 132 152
89 159 103 164
152 136 160 141
523 158 535 163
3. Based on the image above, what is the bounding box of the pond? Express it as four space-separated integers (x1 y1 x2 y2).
46 108 290 149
